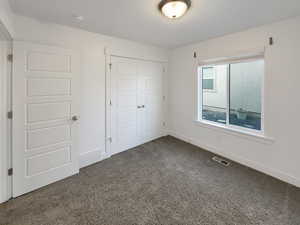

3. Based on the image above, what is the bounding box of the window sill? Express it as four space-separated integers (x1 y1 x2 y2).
194 120 274 145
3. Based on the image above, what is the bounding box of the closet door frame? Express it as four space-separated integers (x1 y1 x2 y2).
104 49 167 157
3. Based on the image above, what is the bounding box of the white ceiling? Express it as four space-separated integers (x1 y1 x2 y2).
10 0 300 48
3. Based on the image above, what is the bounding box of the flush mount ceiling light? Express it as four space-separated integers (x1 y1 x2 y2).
159 0 191 19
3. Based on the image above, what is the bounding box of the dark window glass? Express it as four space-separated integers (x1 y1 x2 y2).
203 79 214 90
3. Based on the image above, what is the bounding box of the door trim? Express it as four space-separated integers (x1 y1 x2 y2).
104 49 168 156
0 22 12 204
105 52 112 158
12 41 80 197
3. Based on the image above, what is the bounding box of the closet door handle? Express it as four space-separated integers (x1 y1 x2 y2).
137 105 142 109
141 105 145 108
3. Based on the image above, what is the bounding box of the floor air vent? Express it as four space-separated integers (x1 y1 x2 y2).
212 156 231 167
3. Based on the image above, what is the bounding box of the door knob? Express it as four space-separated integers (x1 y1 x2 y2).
72 115 79 121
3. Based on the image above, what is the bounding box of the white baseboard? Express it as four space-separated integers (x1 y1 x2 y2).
169 131 300 188
79 148 110 169
80 134 167 169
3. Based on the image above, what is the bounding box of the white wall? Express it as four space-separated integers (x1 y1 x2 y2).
0 0 14 37
13 15 169 168
169 16 300 187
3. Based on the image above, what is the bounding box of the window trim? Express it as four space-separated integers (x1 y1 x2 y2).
197 56 265 136
193 119 273 144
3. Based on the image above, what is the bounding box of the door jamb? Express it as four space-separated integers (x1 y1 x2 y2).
0 21 13 204
104 49 112 158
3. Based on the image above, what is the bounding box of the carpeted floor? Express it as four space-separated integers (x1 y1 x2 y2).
0 136 299 225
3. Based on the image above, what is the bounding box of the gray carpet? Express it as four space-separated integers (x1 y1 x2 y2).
0 136 299 225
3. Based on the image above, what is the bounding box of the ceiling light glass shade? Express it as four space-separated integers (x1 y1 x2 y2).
159 0 191 19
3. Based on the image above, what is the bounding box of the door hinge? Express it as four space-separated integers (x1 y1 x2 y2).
269 37 274 46
7 111 13 119
8 168 13 176
7 54 13 62
109 63 112 70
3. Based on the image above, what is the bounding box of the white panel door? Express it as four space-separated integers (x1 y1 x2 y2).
110 57 139 154
139 61 164 142
110 56 164 155
12 42 80 197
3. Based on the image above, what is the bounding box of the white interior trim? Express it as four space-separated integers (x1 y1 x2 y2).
199 53 265 66
193 120 274 144
105 51 112 160
104 48 168 159
0 22 12 42
104 47 168 64
79 148 110 169
197 46 266 65
0 27 12 204
169 131 300 188
81 46 167 169
197 51 267 141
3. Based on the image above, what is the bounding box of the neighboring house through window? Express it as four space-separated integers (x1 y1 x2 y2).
198 56 264 132
202 67 216 92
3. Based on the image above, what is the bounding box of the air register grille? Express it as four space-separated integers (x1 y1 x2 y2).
212 156 231 167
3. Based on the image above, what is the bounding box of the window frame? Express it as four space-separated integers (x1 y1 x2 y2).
197 56 265 136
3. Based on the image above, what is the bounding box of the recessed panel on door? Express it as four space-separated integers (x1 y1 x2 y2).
27 126 70 150
26 147 71 176
27 52 71 73
27 78 71 97
13 42 79 197
110 57 139 154
27 102 71 123
110 56 164 154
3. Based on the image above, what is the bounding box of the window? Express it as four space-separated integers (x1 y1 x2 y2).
198 58 264 132
202 67 216 91
203 78 214 90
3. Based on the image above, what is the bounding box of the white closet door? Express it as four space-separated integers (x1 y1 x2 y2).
110 56 164 155
110 56 139 154
139 61 164 142
12 42 80 197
